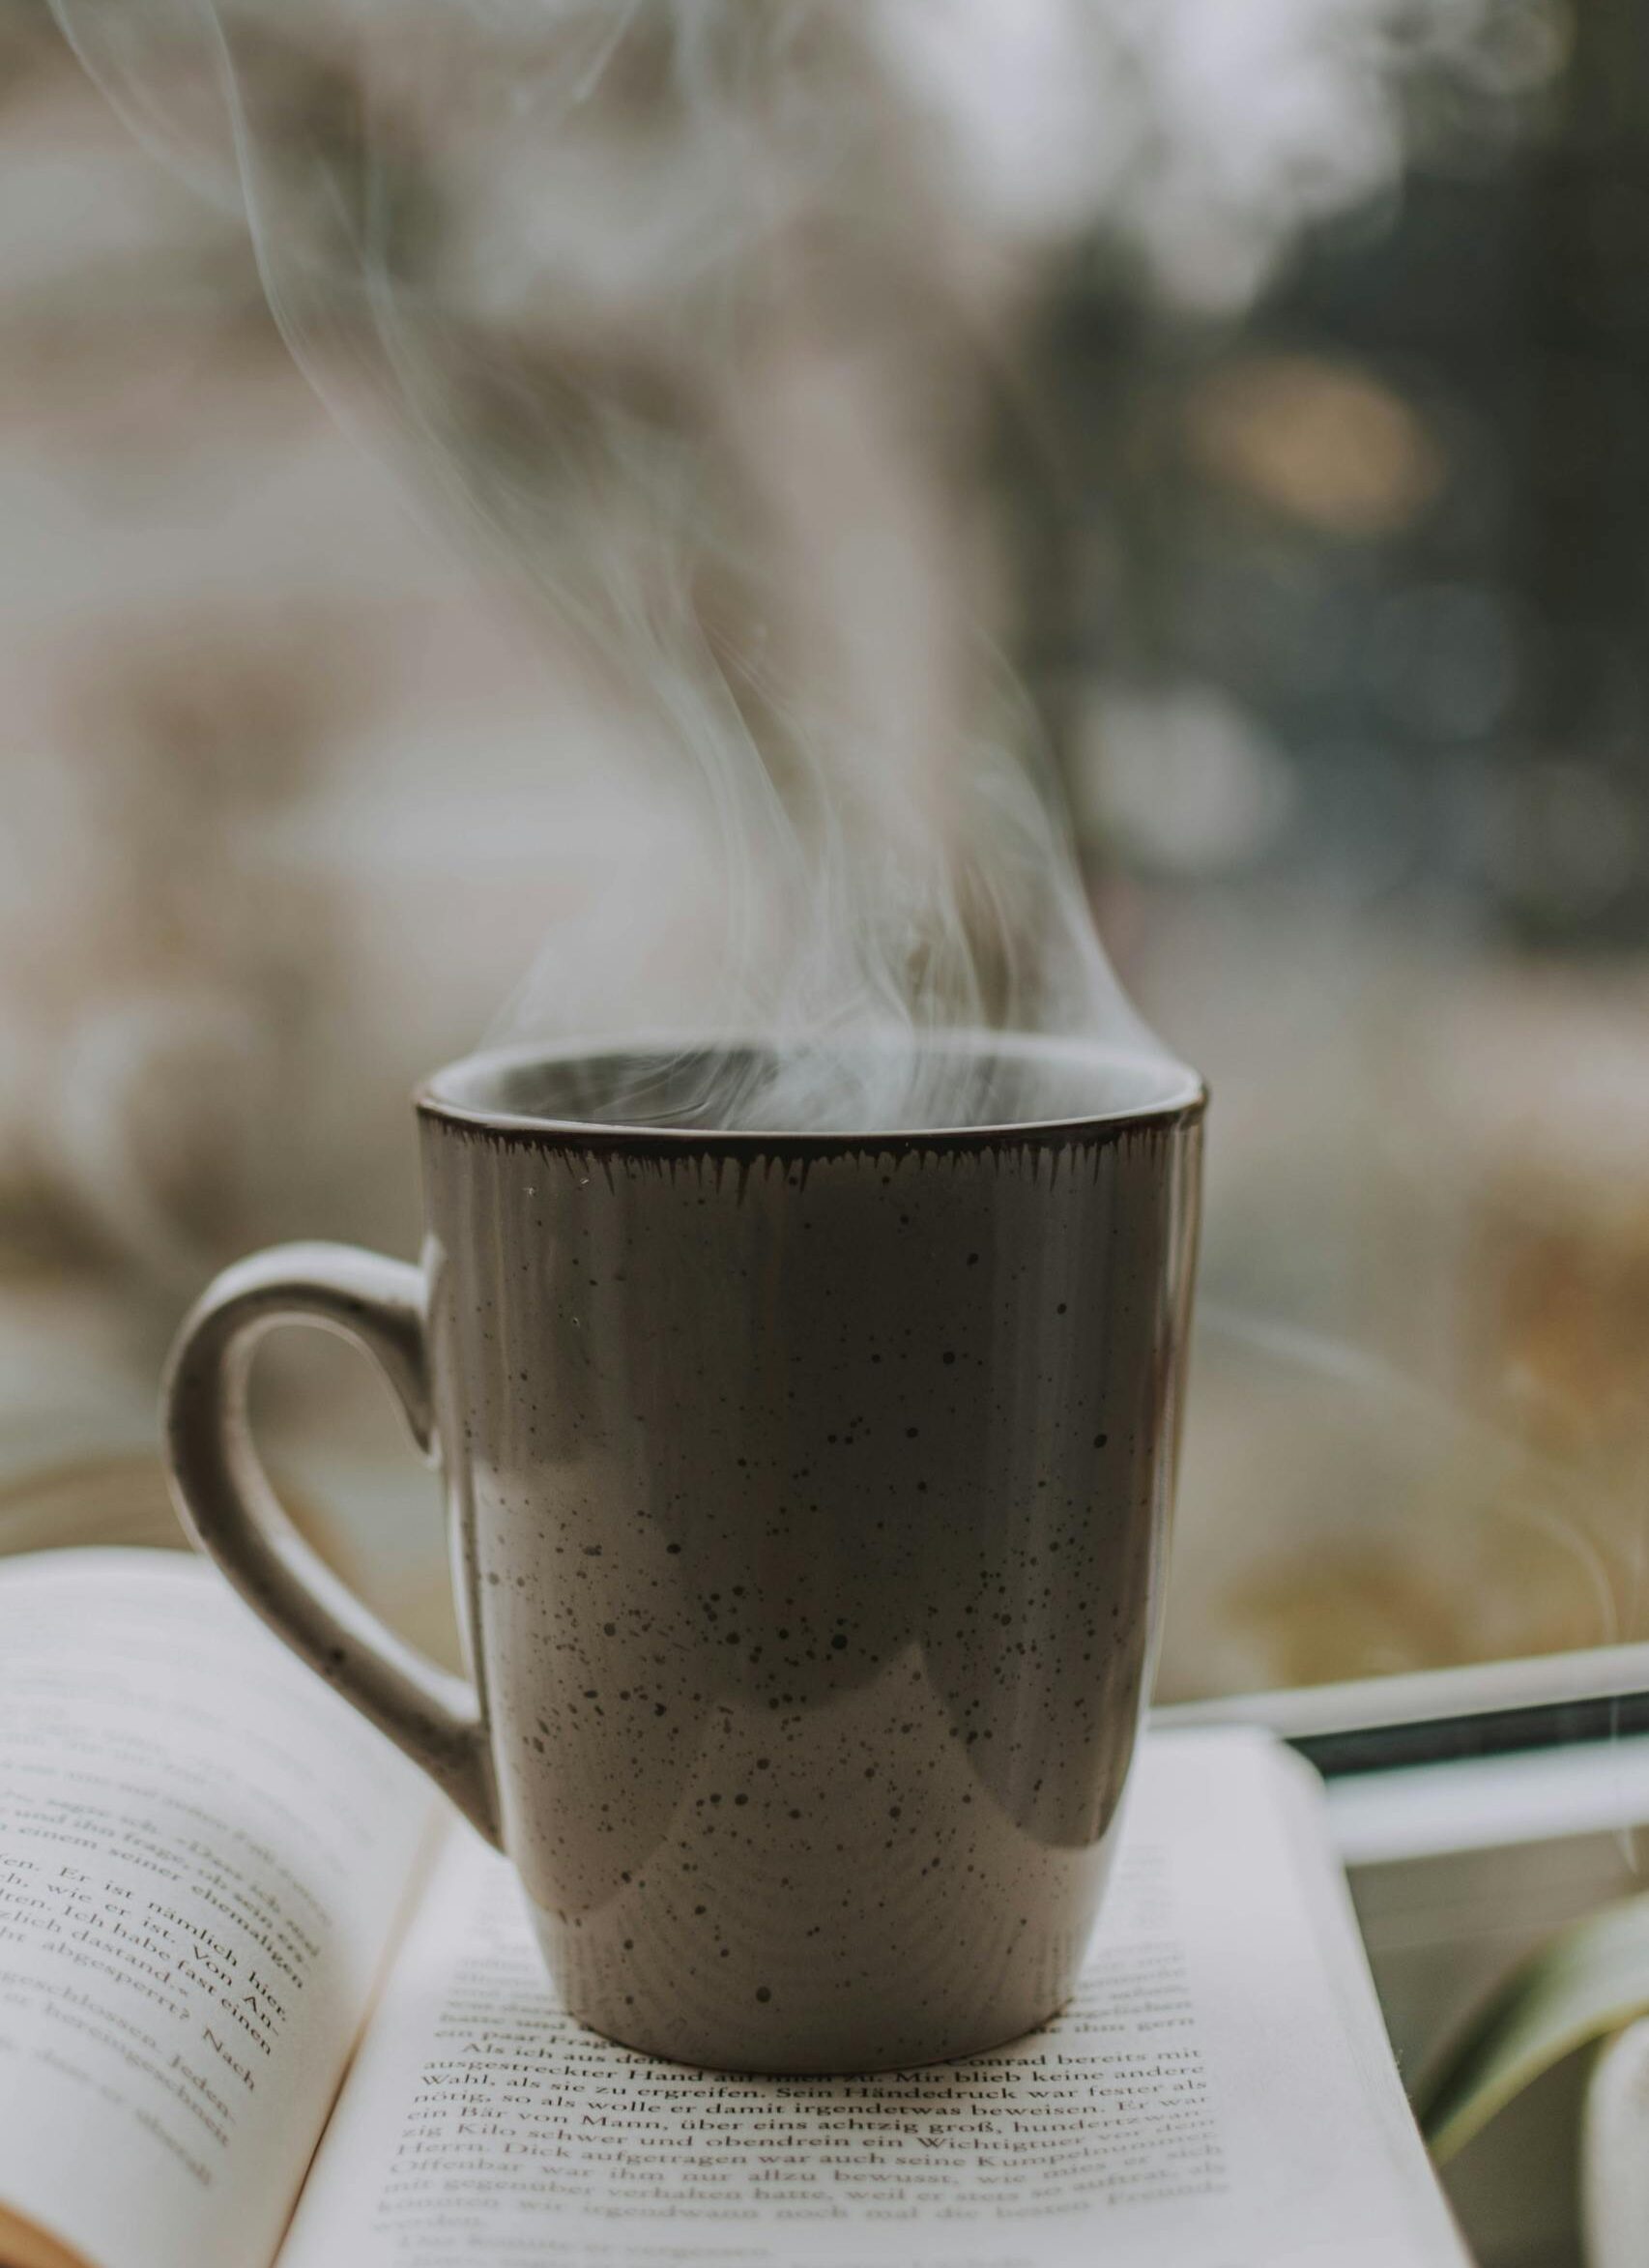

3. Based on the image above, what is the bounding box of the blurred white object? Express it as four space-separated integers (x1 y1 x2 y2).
1582 2020 1649 2268
55 988 276 1293
876 0 1540 307
1073 683 1296 875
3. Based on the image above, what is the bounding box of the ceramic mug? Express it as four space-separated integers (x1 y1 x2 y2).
163 1033 1204 2074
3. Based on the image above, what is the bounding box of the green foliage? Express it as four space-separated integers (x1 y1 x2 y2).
1416 1893 1649 2164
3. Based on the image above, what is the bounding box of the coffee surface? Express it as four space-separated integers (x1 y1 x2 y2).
424 1032 1201 1137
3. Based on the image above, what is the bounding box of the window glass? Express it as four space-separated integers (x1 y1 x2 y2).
1038 3 1642 1700
3 1 1630 1707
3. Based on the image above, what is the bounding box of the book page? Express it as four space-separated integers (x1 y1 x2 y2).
0 1551 439 2268
280 1728 1466 2268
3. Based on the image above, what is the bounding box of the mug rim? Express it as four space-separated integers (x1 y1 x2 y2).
415 1031 1207 1150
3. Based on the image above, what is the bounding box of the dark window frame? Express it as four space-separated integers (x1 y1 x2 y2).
1157 1643 1649 1777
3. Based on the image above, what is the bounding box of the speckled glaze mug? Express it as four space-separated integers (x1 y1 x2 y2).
164 1033 1204 2074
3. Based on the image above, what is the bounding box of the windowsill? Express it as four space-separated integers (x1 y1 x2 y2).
1156 1642 1649 1775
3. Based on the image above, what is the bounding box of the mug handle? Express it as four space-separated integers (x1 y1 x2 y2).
163 1241 502 1848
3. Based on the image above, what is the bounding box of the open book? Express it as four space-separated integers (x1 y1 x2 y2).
0 1551 1464 2268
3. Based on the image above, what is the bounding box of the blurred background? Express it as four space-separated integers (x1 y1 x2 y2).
3 0 1645 1704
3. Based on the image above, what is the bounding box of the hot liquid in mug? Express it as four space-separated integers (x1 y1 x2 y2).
164 1034 1204 2074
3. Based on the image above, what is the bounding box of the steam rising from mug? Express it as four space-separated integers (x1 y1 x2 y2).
52 0 1397 1129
